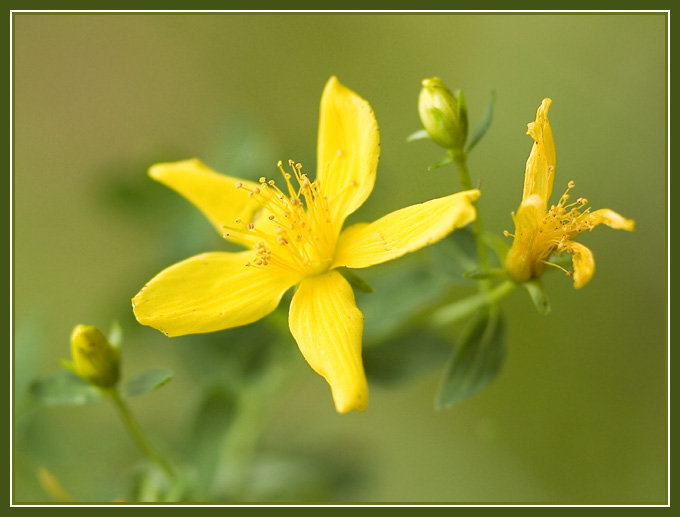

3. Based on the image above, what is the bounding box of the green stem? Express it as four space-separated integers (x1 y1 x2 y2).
109 389 175 479
430 280 517 327
214 343 297 501
451 149 491 291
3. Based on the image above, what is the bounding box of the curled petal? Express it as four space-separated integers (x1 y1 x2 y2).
332 189 480 269
505 194 545 283
289 270 367 413
317 77 380 231
149 159 262 246
133 251 299 336
522 98 556 207
562 241 595 289
586 208 635 231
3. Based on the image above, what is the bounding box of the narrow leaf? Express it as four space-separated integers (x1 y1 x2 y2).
455 89 468 144
435 309 506 409
28 370 103 406
107 320 123 348
364 330 450 385
465 90 496 153
406 128 430 142
428 228 479 284
190 386 238 494
359 262 451 342
337 267 374 294
523 280 551 315
121 369 174 397
428 153 455 170
482 230 511 264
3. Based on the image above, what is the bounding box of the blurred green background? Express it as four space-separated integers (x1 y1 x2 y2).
13 13 667 503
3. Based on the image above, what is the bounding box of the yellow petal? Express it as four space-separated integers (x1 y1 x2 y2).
562 241 595 289
133 251 299 336
505 194 545 283
522 98 556 207
586 208 635 231
288 270 368 413
317 77 380 230
149 159 263 246
332 189 480 269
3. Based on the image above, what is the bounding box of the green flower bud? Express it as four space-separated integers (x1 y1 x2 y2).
69 324 120 388
418 77 468 151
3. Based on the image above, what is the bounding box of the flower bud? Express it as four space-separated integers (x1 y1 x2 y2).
69 324 120 388
418 77 468 151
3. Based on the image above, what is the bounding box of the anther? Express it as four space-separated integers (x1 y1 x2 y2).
235 182 243 189
247 223 255 230
568 181 575 189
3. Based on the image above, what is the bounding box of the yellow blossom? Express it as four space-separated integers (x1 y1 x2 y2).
132 77 480 413
505 98 634 289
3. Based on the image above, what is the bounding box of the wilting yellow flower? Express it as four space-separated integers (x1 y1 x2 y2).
505 98 634 289
132 77 480 413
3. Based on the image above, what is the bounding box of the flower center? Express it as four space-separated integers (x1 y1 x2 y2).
520 180 594 278
541 181 594 247
223 160 336 276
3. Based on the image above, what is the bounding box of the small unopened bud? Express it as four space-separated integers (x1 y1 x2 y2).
418 77 468 151
69 324 120 388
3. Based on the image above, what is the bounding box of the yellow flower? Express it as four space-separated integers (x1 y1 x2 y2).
505 98 634 289
132 77 480 413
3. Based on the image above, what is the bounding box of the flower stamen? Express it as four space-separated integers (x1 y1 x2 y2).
227 160 337 275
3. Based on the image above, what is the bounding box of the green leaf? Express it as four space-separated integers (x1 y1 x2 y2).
523 280 551 315
427 227 479 284
121 369 174 397
435 309 506 409
406 128 430 142
455 89 468 144
358 261 451 342
107 320 123 348
337 267 374 294
364 330 451 385
428 154 455 170
28 370 103 406
465 90 496 153
189 386 237 495
482 230 511 264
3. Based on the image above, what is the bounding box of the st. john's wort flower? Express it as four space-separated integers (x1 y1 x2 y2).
504 98 634 289
133 77 480 413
